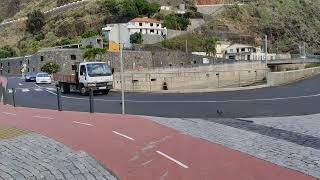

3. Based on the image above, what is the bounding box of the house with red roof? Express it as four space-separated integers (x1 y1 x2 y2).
102 17 167 47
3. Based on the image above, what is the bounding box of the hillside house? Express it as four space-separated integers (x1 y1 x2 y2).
102 17 167 46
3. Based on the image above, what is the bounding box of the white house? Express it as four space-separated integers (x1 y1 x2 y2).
127 17 167 37
224 44 276 61
102 17 167 46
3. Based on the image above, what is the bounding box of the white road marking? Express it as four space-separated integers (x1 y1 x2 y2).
112 131 135 141
46 87 56 91
2 112 17 116
156 151 189 169
33 116 54 120
21 88 30 92
8 89 13 93
141 159 154 166
18 83 23 86
34 88 43 91
72 121 94 127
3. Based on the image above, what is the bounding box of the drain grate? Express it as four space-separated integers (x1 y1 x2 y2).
0 123 29 140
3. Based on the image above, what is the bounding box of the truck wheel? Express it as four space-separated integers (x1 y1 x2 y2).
103 89 110 95
60 83 70 94
79 84 88 96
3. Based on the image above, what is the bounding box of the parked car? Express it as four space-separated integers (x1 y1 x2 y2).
36 72 52 84
25 72 37 82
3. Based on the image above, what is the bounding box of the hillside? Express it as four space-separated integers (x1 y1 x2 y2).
201 0 320 53
0 0 319 56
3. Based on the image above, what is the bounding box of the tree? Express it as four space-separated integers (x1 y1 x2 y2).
120 0 139 19
203 37 218 56
130 32 143 44
26 10 45 34
41 62 60 74
103 0 120 14
83 48 107 61
0 46 17 58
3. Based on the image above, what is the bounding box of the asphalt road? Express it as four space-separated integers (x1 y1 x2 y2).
4 75 320 118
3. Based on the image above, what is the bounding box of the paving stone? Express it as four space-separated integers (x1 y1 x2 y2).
0 133 118 180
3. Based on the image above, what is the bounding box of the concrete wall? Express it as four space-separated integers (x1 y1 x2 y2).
142 34 164 45
166 29 188 39
113 62 266 91
267 66 320 86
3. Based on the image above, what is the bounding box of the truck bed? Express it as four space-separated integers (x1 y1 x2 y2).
53 74 77 84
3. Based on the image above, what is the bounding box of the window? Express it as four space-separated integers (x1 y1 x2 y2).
241 48 245 52
27 68 30 72
150 29 154 33
157 24 159 27
71 55 76 60
237 48 239 53
7 62 10 66
139 23 143 26
27 60 30 64
40 56 44 61
0 63 2 68
140 29 142 33
230 49 234 53
20 61 22 65
80 65 86 76
7 69 10 73
150 23 153 27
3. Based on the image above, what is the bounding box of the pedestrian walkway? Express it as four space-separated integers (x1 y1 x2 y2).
0 123 117 180
0 105 316 180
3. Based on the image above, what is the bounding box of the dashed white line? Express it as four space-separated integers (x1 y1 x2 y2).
112 131 135 141
18 83 23 86
156 151 189 169
2 112 17 116
33 116 54 120
72 121 94 127
46 87 56 91
34 88 43 92
21 88 30 92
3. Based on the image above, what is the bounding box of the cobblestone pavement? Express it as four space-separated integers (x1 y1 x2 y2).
241 114 320 138
0 133 117 180
148 116 320 179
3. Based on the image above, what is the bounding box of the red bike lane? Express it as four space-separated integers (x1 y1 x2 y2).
0 105 316 180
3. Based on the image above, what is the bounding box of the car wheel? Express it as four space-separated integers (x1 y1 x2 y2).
103 89 110 95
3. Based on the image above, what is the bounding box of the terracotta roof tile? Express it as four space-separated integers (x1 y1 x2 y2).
130 17 160 23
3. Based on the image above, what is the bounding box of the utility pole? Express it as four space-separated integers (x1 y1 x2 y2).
265 35 268 67
303 42 306 59
185 39 188 53
118 24 125 114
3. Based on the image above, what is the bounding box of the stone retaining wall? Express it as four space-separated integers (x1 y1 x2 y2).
267 67 320 86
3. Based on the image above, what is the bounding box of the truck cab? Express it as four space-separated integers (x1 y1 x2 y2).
77 62 113 94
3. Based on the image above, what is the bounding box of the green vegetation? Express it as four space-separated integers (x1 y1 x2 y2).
82 30 100 38
41 62 61 74
57 0 72 6
102 0 160 19
26 10 46 35
82 47 107 60
161 34 218 55
0 46 17 58
55 37 80 46
163 14 190 31
220 0 320 52
305 63 320 69
130 32 143 44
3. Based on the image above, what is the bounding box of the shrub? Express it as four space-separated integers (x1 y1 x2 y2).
0 46 17 58
41 62 60 74
82 30 100 38
26 10 45 35
130 32 143 44
163 14 190 30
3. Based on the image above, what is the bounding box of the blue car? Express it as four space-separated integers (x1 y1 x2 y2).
25 72 37 82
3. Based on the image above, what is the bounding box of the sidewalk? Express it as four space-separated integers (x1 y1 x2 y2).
0 105 316 180
0 123 117 180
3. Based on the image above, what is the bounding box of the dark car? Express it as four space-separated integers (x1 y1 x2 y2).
25 72 37 82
